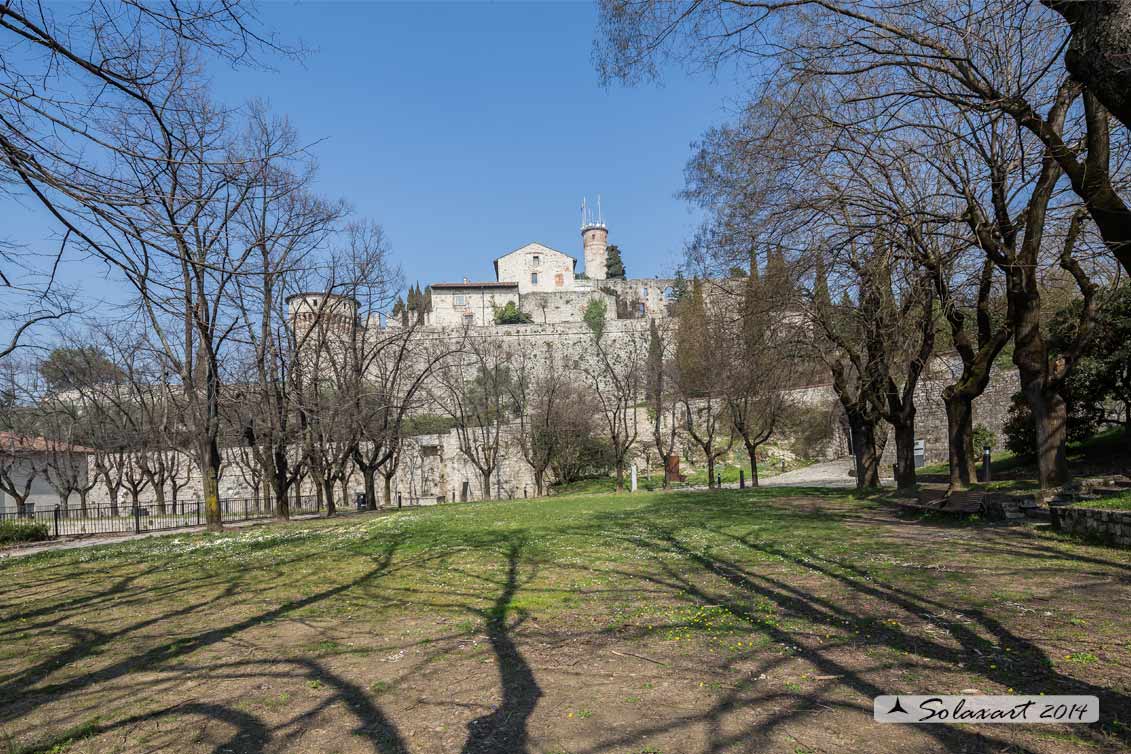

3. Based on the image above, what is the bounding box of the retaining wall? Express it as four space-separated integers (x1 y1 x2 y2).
1051 506 1131 547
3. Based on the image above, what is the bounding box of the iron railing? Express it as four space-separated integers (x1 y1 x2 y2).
1 493 332 539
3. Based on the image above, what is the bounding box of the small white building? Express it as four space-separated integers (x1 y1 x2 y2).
0 433 91 515
427 281 520 327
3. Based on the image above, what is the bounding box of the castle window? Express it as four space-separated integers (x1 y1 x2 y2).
642 287 649 297
454 294 466 306
531 272 538 285
636 302 646 316
532 255 541 266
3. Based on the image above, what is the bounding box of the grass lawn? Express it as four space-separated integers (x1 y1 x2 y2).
1086 492 1131 511
552 458 811 495
1 488 1129 753
918 430 1131 496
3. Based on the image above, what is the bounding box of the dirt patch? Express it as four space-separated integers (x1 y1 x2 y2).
0 494 1127 753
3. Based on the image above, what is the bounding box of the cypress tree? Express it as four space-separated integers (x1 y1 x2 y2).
606 244 627 279
646 318 663 403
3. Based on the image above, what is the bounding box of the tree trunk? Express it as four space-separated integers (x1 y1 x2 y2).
481 470 493 501
1011 263 1070 491
1029 387 1070 491
944 391 977 490
615 459 625 492
79 489 89 516
153 483 167 515
170 486 178 515
534 469 544 496
848 414 881 489
202 438 223 531
383 474 393 508
745 442 760 487
108 487 120 518
705 453 716 489
891 419 917 492
363 468 378 510
323 478 336 517
272 471 290 520
272 447 290 519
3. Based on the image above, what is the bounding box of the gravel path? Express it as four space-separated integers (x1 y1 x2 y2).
761 457 892 488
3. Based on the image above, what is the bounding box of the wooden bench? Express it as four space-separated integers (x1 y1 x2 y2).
897 487 985 515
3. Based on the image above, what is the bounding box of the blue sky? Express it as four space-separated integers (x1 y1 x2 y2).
8 1 746 307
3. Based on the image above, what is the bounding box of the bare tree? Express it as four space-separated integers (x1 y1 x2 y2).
597 0 1131 279
434 335 516 500
675 278 735 488
508 346 570 496
61 94 284 530
230 107 347 519
644 318 680 488
577 303 644 492
0 357 44 515
725 267 794 486
1 2 283 360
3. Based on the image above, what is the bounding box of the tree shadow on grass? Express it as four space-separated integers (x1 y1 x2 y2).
0 528 552 754
573 529 1037 752
576 516 1128 753
4 491 1129 753
460 537 542 754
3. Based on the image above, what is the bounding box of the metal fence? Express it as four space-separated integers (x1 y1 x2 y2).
0 493 327 539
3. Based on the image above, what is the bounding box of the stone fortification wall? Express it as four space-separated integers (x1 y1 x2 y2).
780 362 1020 466
521 289 615 324
82 426 540 512
594 278 676 319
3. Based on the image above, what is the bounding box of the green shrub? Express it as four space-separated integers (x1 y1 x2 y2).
401 413 457 436
1002 392 1094 457
0 519 51 545
583 298 607 339
972 423 996 451
493 301 532 325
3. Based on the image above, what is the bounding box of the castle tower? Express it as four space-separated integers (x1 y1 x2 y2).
286 292 360 340
581 196 608 280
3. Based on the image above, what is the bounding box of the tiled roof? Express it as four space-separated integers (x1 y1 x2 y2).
0 432 95 454
430 282 519 289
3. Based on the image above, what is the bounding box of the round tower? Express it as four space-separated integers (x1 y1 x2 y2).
582 222 608 280
285 292 360 338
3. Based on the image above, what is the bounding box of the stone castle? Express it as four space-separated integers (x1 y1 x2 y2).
3 207 1020 517
407 205 675 329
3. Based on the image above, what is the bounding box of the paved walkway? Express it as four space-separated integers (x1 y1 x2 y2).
761 457 871 488
678 458 892 491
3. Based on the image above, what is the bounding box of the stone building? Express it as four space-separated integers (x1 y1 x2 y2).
494 242 577 294
0 433 92 515
427 281 519 327
424 208 675 328
53 204 1026 517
